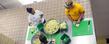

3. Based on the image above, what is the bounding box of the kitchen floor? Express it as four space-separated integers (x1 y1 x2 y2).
0 0 92 44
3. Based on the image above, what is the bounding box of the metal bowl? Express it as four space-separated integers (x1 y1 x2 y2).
31 33 41 44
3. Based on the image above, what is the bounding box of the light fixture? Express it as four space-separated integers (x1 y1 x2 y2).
18 0 44 5
34 0 44 2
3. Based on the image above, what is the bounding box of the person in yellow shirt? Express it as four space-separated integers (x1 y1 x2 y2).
64 0 85 27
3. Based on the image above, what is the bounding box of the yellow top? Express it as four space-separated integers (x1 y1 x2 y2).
65 3 85 21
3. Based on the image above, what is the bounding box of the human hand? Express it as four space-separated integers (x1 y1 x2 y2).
76 23 80 28
29 22 32 26
77 19 80 24
37 18 42 23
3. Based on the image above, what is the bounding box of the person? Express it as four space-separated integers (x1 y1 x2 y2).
39 33 48 44
64 0 85 27
26 7 46 26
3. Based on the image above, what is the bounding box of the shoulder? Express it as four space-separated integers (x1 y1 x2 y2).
35 10 43 14
28 14 32 17
65 8 70 11
35 10 44 16
74 3 81 5
74 3 82 7
65 8 68 11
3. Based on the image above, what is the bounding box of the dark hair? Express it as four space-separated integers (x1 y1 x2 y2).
67 1 73 6
39 34 48 44
26 8 33 13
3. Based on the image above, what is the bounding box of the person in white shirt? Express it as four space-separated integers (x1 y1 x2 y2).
26 8 46 26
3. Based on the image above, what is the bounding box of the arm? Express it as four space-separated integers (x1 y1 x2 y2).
65 9 73 22
77 6 85 24
28 16 32 26
77 13 84 24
